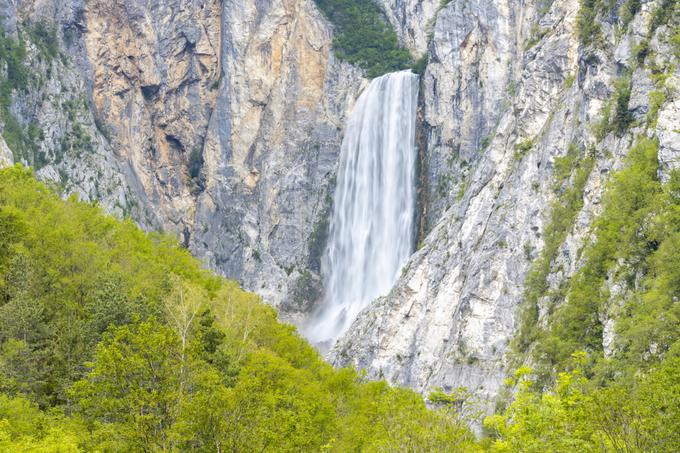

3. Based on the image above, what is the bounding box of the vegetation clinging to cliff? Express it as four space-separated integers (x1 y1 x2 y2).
313 0 413 78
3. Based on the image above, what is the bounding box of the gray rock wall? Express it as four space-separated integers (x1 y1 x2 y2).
333 0 680 408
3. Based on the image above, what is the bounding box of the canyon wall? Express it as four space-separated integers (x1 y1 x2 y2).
0 0 365 321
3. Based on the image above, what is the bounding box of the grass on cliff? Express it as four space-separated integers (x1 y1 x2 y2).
532 138 680 380
499 134 680 450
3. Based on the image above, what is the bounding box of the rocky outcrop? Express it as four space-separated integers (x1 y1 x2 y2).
81 0 223 231
657 99 680 180
332 0 679 407
378 0 439 55
0 135 12 168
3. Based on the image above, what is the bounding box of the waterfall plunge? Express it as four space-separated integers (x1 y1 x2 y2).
305 71 419 348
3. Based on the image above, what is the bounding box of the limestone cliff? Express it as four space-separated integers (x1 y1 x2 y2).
332 0 680 408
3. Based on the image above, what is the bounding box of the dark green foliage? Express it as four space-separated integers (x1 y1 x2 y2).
633 38 649 64
412 53 429 75
188 147 204 181
576 0 602 46
593 74 633 140
26 21 59 60
612 76 632 134
0 29 28 95
313 0 413 77
619 0 641 30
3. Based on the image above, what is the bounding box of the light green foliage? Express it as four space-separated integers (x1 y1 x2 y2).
313 0 413 77
536 139 663 374
0 165 475 451
518 136 680 397
485 355 680 452
647 90 666 128
672 27 680 58
524 24 548 50
0 394 86 452
513 139 534 161
0 148 678 451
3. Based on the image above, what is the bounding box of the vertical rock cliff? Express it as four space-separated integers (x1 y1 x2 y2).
332 0 679 407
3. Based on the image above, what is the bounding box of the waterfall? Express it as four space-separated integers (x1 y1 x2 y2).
305 70 419 348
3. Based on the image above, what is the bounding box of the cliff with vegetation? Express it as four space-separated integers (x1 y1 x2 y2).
0 0 369 322
0 0 679 449
333 0 680 412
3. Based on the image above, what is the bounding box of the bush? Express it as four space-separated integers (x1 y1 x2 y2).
576 0 601 46
612 76 632 134
412 53 428 75
516 145 595 351
534 138 671 378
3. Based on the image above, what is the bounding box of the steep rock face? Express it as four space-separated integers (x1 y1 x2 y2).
0 0 141 220
2 0 364 315
187 0 364 317
333 0 679 406
378 0 439 54
658 99 680 179
0 135 12 167
82 0 223 231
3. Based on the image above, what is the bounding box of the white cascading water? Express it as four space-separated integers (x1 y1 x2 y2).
305 70 419 348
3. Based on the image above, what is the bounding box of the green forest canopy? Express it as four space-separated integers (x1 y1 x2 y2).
0 165 478 451
1 146 680 450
